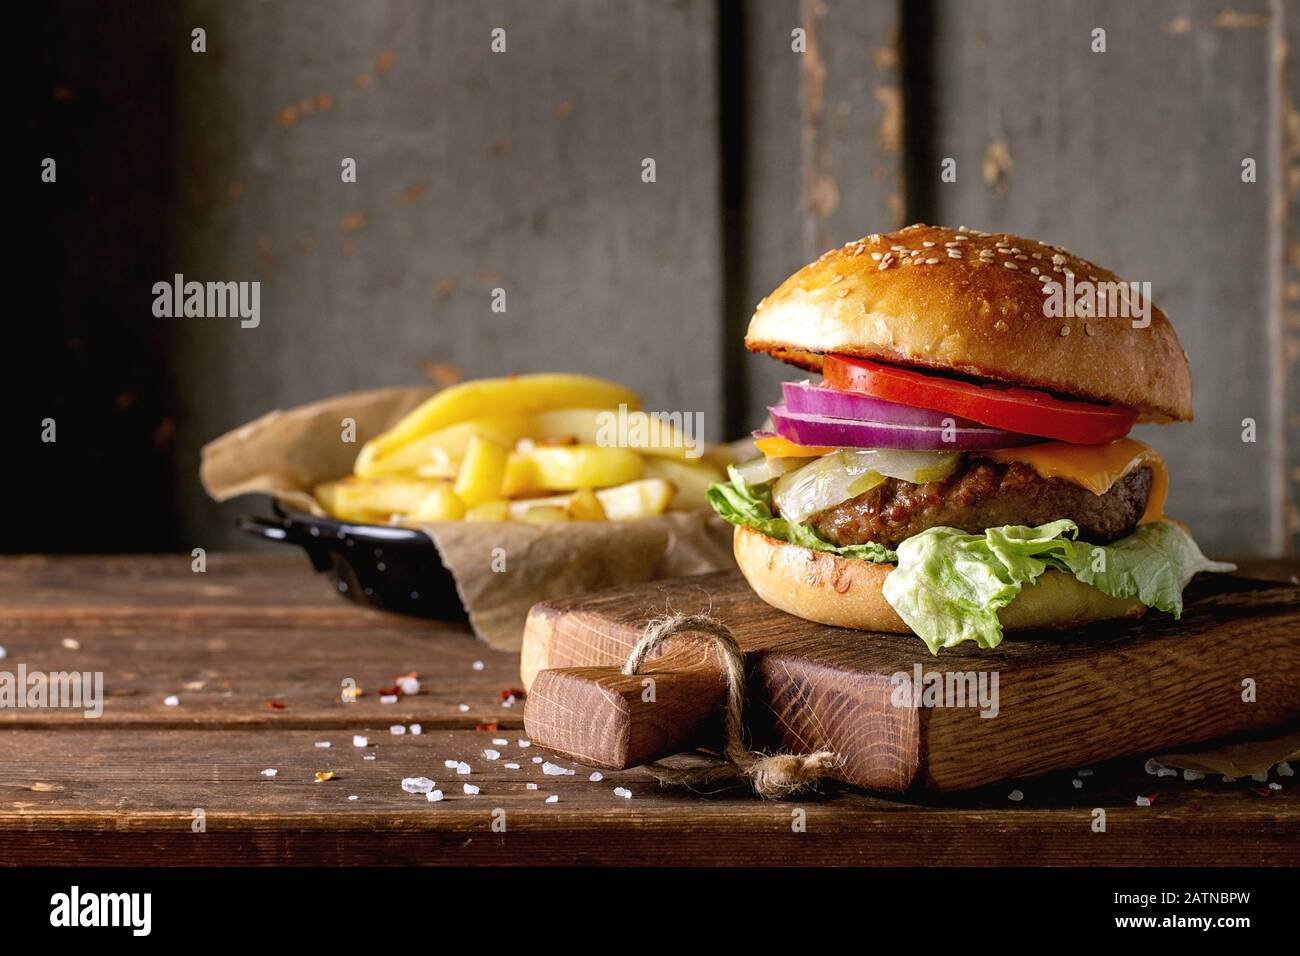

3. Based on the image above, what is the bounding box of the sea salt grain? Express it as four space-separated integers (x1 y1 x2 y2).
260 769 278 777
492 738 509 746
526 783 538 790
518 739 531 748
463 783 480 796
347 795 358 801
380 694 398 705
427 790 444 802
543 761 575 776
457 704 470 713
589 772 604 782
444 759 460 769
1072 779 1083 790
1251 771 1270 782
62 638 81 651
1183 769 1205 782
363 755 376 761
1279 762 1294 777
504 762 520 770
314 741 331 749
1008 790 1024 802
483 749 500 760
472 660 485 671
1076 768 1093 777
390 725 406 736
401 777 434 794
456 762 472 775
353 735 368 748
1136 796 1152 807
0 646 7 660
1269 782 1282 791
410 724 422 735
545 795 559 804
163 696 180 707
613 787 632 799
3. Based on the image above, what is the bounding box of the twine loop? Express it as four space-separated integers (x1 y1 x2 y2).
621 612 838 799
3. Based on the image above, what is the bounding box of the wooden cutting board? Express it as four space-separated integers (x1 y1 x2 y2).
520 570 1300 792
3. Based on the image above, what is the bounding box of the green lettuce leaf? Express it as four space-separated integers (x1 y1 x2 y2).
706 466 896 563
882 519 1236 654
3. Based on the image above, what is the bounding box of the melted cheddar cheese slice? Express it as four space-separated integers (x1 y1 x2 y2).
984 438 1168 523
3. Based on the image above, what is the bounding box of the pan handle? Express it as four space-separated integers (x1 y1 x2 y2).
237 514 333 571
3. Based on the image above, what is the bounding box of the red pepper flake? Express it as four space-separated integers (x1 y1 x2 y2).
1251 787 1273 798
268 700 287 710
500 688 526 701
1143 792 1160 804
378 685 401 697
394 671 419 681
475 723 498 732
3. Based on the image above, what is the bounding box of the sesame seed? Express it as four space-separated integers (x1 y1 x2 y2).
923 257 938 264
953 234 969 241
1015 254 1028 260
831 273 845 283
1084 323 1096 336
947 249 962 258
877 260 890 271
1059 325 1070 336
994 319 1009 332
1051 254 1066 266
868 233 881 242
1038 274 1050 283
1029 267 1040 275
1003 261 1018 270
837 288 850 297
870 251 883 260
957 225 969 232
922 240 936 247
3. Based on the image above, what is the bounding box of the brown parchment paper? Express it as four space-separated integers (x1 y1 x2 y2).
200 386 736 651
1156 732 1300 779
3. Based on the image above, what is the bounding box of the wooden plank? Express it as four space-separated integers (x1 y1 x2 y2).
0 556 522 728
737 0 904 432
919 0 1277 556
1279 0 1300 554
1 727 1294 865
521 568 1300 791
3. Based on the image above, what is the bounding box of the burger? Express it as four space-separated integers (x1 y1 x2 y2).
706 224 1233 654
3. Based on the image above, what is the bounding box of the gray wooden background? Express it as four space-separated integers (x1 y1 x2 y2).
27 0 1299 556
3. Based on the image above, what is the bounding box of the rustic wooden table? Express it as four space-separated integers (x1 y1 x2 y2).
2 555 1296 866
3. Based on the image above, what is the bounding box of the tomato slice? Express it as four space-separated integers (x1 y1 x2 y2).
822 355 1136 445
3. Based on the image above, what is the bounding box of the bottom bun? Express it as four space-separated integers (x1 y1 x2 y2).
732 525 1146 634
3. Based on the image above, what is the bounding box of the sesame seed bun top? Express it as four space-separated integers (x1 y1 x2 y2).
746 224 1193 423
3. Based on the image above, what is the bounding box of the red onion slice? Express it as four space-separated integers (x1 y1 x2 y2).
782 381 982 428
769 404 1041 450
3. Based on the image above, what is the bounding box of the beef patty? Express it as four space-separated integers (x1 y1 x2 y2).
807 459 1153 550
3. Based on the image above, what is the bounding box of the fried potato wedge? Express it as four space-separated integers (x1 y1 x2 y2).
356 374 641 473
506 478 673 522
641 457 724 511
531 408 703 461
453 435 509 507
360 415 533 478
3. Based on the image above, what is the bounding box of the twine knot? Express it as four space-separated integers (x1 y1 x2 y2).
621 612 838 799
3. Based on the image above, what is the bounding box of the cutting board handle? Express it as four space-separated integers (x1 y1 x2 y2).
523 646 728 769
